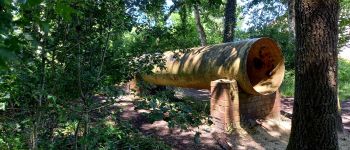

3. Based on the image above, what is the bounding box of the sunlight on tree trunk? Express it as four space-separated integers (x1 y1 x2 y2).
193 3 207 46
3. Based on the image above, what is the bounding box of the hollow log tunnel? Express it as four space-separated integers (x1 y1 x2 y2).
142 37 285 95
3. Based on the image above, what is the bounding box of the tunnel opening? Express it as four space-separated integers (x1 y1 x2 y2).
246 38 285 95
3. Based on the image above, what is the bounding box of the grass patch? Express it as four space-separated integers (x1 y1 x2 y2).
280 58 350 101
280 70 295 97
339 58 350 100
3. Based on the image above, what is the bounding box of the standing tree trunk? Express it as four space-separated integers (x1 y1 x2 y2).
193 4 207 46
287 0 295 41
223 0 237 43
287 0 340 149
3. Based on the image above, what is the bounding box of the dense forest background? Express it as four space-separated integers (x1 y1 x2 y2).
1 0 350 149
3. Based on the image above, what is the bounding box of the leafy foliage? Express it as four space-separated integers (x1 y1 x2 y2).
0 0 172 148
280 70 295 97
1 0 350 148
136 89 211 130
281 59 350 101
339 0 350 49
339 59 350 100
0 0 18 68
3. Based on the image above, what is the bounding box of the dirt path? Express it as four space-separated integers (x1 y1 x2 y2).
281 97 350 131
117 88 350 149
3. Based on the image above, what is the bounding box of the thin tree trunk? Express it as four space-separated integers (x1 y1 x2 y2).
75 16 89 150
287 0 340 149
164 1 184 22
193 4 207 46
74 120 81 150
77 35 89 150
32 21 48 150
288 0 295 41
31 124 37 150
223 0 237 43
97 23 111 79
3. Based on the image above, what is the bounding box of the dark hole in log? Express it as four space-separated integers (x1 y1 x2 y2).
253 57 264 69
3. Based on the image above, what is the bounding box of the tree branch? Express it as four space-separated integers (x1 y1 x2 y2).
164 0 185 22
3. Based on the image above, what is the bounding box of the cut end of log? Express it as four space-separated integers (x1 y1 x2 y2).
246 38 285 95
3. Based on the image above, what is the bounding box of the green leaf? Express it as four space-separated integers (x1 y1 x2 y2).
150 112 163 122
3 94 10 99
41 22 50 34
28 0 43 6
17 0 26 3
149 99 157 109
0 48 15 58
2 0 12 5
0 57 7 68
0 102 5 110
55 2 76 21
0 48 15 68
47 94 57 102
194 132 201 144
168 120 175 128
23 33 34 41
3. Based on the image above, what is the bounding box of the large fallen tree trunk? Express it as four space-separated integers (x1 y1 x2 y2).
142 38 285 95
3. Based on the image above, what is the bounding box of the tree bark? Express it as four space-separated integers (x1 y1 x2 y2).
288 0 295 41
287 0 340 149
223 0 237 43
193 4 207 46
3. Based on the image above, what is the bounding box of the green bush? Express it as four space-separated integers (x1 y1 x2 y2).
136 90 211 130
280 70 295 97
281 58 350 101
339 58 350 100
82 121 170 150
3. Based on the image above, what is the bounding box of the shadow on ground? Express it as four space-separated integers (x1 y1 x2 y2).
281 97 350 132
116 88 350 149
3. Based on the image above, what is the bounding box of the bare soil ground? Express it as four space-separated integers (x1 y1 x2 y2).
116 88 350 150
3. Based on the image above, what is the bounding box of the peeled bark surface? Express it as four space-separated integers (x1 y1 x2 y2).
142 38 285 95
287 0 340 149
